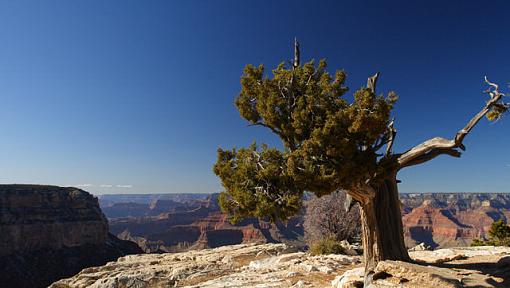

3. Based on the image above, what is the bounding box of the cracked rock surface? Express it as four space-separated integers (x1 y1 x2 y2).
51 243 361 288
51 244 510 288
332 246 510 288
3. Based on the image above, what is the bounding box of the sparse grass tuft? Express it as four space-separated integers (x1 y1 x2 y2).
309 237 345 255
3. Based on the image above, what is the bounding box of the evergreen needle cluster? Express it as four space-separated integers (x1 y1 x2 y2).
213 59 396 223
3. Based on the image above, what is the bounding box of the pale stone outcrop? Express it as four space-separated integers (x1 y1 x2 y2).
331 246 510 288
409 246 510 263
51 243 361 288
52 244 510 288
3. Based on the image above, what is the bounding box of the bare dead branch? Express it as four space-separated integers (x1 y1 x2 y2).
400 148 461 169
371 118 396 156
293 37 300 69
249 122 296 151
398 77 505 169
454 76 504 146
248 122 281 136
367 72 380 93
385 119 397 156
372 135 388 152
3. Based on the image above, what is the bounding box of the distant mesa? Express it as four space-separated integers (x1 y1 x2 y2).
99 192 510 253
99 193 304 253
4 187 504 287
400 193 510 248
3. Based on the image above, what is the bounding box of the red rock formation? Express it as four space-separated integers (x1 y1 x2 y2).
401 193 510 248
402 204 474 248
107 192 510 251
111 194 303 252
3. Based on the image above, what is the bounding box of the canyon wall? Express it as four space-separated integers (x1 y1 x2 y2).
400 193 510 248
101 192 510 251
0 185 108 256
102 193 303 252
0 184 142 288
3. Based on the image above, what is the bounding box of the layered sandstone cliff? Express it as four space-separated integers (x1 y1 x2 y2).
0 184 142 288
0 184 108 256
401 193 510 248
104 192 510 252
107 194 303 253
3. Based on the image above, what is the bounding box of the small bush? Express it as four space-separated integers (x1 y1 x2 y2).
488 220 510 246
471 220 510 247
304 190 361 246
470 238 486 247
309 237 345 255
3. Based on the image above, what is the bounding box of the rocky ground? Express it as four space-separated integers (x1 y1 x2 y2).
51 244 510 288
333 246 510 288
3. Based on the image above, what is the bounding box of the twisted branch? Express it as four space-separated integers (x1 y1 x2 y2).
367 72 380 93
385 119 397 156
398 77 505 169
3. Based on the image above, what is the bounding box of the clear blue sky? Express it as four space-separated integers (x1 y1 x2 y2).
0 0 509 194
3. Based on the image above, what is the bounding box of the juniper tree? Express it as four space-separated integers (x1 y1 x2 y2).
472 220 510 246
213 40 509 281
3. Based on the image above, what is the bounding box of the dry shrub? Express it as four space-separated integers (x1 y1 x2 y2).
304 190 361 250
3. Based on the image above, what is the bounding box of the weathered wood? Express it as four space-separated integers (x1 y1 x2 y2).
385 119 396 156
293 38 300 69
349 173 410 285
367 72 379 93
398 77 505 169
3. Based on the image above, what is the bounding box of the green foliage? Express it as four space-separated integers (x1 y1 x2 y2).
488 220 510 246
214 143 302 223
487 103 508 121
471 220 510 246
470 238 486 247
309 237 345 255
214 58 397 222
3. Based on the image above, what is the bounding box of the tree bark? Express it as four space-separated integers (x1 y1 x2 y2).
348 172 410 284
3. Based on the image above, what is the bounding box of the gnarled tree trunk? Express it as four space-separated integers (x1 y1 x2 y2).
348 171 410 283
344 76 506 287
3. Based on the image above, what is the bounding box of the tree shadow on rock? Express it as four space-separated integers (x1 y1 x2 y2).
435 256 510 288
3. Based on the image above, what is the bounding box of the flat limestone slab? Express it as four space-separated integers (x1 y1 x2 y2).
332 246 510 288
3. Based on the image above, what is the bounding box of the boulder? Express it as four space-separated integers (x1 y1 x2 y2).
331 248 510 288
331 267 364 288
408 242 431 252
339 240 360 256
